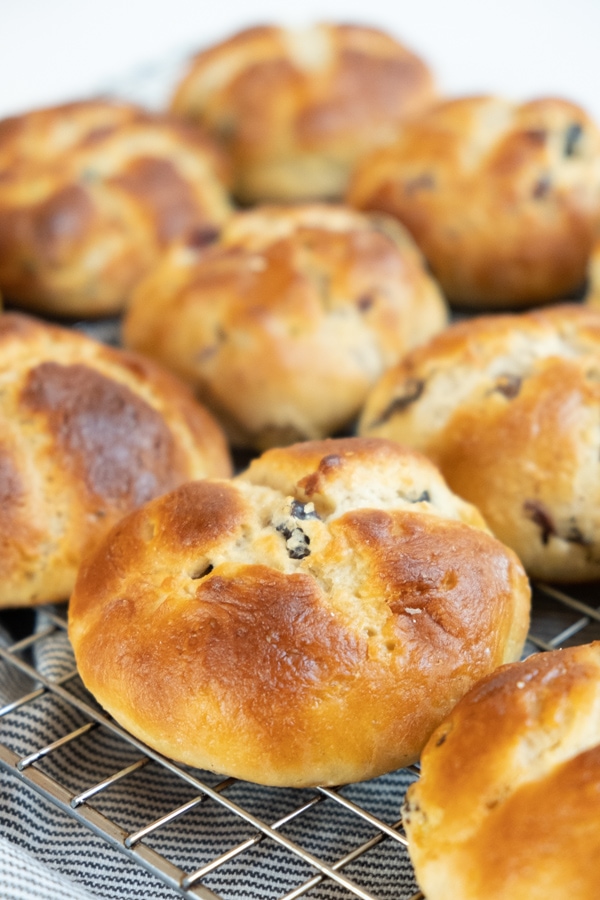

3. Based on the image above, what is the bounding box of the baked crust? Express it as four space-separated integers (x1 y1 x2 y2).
0 100 232 317
403 642 600 900
69 436 530 787
170 23 436 202
123 203 447 448
360 303 600 581
0 312 231 607
348 96 600 307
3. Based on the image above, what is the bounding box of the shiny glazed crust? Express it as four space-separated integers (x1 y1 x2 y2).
0 100 232 317
122 204 447 449
403 642 600 900
0 312 232 608
69 437 530 787
348 96 600 307
171 23 436 202
360 303 600 581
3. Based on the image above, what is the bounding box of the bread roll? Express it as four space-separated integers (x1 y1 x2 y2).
360 304 600 581
171 23 436 203
348 96 600 308
0 100 232 317
403 642 600 900
69 437 530 787
0 312 232 608
123 203 447 449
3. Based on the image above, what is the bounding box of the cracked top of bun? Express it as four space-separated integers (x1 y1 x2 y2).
69 437 530 787
348 95 600 307
171 23 436 203
123 203 447 449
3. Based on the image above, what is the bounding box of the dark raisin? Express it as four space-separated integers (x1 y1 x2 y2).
523 129 547 146
564 123 583 157
565 522 591 546
186 226 220 249
435 732 447 747
276 511 312 558
523 500 556 545
532 176 551 199
357 294 374 312
288 528 310 559
195 345 219 362
370 378 425 427
217 118 236 141
290 500 320 520
195 326 226 362
491 374 522 399
404 173 435 194
413 490 431 503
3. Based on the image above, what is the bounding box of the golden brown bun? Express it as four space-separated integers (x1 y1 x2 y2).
0 312 232 608
170 23 436 203
403 642 600 900
0 99 232 317
348 96 600 308
69 436 530 787
123 203 447 449
360 303 600 582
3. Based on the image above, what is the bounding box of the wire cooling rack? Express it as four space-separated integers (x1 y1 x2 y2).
0 582 598 900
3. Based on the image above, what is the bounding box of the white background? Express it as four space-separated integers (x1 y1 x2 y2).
0 0 598 120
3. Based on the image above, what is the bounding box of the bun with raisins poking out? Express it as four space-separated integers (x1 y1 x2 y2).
348 96 600 308
361 304 600 581
69 436 529 787
123 203 447 450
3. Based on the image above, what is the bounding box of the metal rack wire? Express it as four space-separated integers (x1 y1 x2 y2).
0 582 598 900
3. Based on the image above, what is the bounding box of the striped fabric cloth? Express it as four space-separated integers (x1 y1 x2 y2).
0 835 100 900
